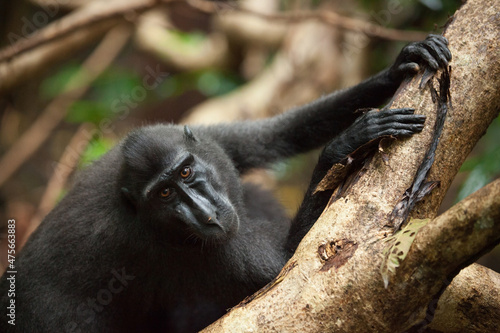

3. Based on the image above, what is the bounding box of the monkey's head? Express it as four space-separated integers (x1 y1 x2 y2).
119 125 243 246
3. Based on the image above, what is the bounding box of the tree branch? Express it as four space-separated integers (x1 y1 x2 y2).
216 11 289 49
0 0 227 64
235 7 428 42
428 264 500 332
134 11 230 71
201 0 500 331
0 0 155 62
21 123 96 247
182 20 342 124
0 0 425 93
0 25 131 187
398 178 500 330
407 178 500 277
0 19 121 94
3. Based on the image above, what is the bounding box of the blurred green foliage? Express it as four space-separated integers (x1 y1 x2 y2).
158 69 243 99
39 30 244 164
40 62 82 98
169 30 206 46
456 116 500 202
79 137 115 167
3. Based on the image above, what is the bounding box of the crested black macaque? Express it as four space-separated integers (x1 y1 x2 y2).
0 35 450 332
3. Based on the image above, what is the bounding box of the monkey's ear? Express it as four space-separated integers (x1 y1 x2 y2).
183 125 198 143
121 187 137 209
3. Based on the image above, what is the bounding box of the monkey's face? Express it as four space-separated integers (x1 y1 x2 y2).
120 125 243 246
142 151 240 243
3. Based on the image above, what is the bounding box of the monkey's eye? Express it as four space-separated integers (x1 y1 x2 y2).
180 166 192 179
160 188 172 198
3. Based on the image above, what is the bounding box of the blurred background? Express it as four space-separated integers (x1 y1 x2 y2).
0 0 498 272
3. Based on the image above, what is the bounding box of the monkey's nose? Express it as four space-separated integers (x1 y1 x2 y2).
194 205 219 227
201 212 225 232
204 213 220 226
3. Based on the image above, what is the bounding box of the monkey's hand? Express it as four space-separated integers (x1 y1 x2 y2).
317 108 425 170
388 34 452 83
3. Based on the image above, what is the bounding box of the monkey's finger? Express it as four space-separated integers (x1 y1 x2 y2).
380 107 416 115
380 122 425 131
377 114 427 125
387 107 415 113
396 63 420 76
422 39 450 69
416 46 440 71
377 123 425 137
431 37 452 62
426 34 449 46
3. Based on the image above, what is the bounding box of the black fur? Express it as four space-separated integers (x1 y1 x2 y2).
0 35 450 332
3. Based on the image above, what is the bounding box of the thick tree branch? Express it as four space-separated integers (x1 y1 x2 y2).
397 178 500 331
407 178 500 277
428 264 500 332
201 0 500 331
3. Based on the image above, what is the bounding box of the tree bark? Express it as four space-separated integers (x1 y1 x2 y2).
428 263 500 332
202 0 500 331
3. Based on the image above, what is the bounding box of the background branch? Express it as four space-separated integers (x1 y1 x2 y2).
236 7 427 42
183 19 342 124
0 25 131 187
0 0 429 95
21 123 96 246
0 0 497 331
0 19 122 94
134 11 230 72
0 0 154 62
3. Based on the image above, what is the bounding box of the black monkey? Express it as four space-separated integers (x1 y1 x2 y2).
0 35 450 332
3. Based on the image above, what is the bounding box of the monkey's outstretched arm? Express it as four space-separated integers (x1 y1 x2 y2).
201 35 450 173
